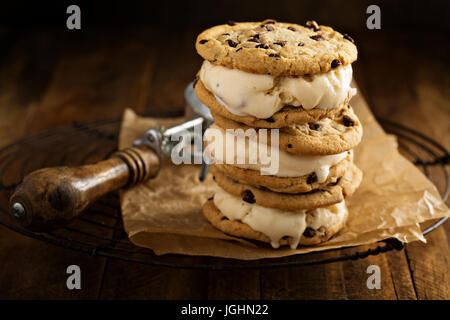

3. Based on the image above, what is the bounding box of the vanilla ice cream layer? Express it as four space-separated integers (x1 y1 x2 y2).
204 124 348 181
199 60 356 119
214 187 347 249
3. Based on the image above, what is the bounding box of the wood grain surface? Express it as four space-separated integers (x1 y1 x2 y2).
0 27 448 300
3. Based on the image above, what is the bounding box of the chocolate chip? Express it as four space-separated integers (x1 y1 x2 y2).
331 59 342 69
265 25 274 31
193 76 199 88
306 20 320 31
212 175 216 181
199 39 208 44
273 41 286 47
343 115 355 127
264 19 276 24
307 172 318 184
303 227 316 237
268 53 280 58
242 190 255 204
248 37 260 43
287 144 293 148
310 35 324 41
288 26 296 32
235 47 243 52
343 33 354 43
255 44 269 49
309 123 322 131
297 42 305 46
227 39 238 47
221 216 229 221
227 20 237 26
265 116 275 123
222 33 230 36
253 33 260 39
207 196 213 201
347 104 351 109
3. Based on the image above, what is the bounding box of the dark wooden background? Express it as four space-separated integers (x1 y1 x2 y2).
0 0 449 299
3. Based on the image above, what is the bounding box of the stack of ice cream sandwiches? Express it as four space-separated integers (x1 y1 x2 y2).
194 19 363 249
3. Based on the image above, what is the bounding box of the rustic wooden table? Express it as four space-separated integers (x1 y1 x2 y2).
0 27 448 300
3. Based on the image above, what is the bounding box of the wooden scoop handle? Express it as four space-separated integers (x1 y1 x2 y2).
9 146 160 232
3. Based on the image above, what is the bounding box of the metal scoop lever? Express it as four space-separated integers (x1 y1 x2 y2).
9 116 208 231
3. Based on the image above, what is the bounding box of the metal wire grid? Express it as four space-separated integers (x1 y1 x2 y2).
0 117 448 270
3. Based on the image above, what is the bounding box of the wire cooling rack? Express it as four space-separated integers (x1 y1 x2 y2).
0 115 448 270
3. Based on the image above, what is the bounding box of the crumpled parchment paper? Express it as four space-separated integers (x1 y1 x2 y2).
118 86 449 260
